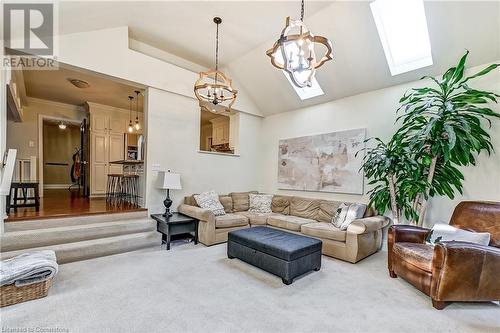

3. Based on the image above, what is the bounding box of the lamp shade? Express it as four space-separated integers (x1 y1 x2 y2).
156 171 182 190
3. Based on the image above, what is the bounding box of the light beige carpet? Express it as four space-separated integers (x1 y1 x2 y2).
1 243 499 333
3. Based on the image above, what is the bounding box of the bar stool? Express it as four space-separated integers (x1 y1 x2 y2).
122 175 139 205
106 174 123 203
6 182 40 213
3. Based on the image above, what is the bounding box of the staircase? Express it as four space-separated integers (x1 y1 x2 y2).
1 211 162 263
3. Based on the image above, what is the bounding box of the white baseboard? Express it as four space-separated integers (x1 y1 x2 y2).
44 184 73 189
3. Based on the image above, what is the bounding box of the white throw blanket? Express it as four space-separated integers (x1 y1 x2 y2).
0 250 58 287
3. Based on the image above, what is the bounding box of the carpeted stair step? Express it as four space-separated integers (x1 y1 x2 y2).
1 219 156 252
0 231 162 264
4 210 149 232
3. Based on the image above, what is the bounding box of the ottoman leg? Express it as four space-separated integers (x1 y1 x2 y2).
282 278 293 285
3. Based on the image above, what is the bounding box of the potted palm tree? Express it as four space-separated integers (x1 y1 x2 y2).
361 51 499 225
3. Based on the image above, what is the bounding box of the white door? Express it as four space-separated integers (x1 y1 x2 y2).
109 134 124 174
91 133 107 195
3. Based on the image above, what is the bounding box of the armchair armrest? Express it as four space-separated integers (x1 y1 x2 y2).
178 204 215 223
431 241 500 302
388 225 430 275
388 225 430 244
347 216 391 234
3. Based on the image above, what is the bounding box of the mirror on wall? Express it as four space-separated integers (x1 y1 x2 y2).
199 109 235 154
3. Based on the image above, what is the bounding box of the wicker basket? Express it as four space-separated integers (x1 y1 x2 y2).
0 278 53 307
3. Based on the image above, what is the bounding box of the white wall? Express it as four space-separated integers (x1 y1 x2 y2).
7 98 86 160
145 88 263 214
58 27 262 117
260 63 500 226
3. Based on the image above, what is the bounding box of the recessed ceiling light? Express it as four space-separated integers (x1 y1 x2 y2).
67 78 90 89
58 122 67 130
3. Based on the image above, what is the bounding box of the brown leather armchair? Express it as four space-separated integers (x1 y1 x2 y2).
388 201 500 309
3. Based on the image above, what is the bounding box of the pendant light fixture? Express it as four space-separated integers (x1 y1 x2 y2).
134 90 141 131
266 0 333 88
194 17 237 112
128 95 134 133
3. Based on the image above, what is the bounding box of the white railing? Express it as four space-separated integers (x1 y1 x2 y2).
0 149 17 196
12 156 37 182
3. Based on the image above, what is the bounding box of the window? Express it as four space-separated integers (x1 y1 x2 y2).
370 0 433 76
199 107 239 155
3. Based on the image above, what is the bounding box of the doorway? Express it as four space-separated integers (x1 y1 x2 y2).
5 62 147 221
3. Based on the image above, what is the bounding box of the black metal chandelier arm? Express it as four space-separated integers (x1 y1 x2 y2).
215 22 219 71
128 96 133 120
300 0 305 21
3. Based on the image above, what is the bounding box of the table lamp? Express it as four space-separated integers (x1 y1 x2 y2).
156 170 182 217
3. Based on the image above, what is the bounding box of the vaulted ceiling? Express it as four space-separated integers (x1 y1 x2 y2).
58 1 500 116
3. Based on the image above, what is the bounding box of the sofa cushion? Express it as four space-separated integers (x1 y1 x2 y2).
194 191 225 216
184 195 198 207
290 197 320 220
317 200 342 223
426 223 491 246
393 242 433 272
215 213 249 229
238 211 278 225
230 191 258 212
249 194 273 213
219 195 233 213
271 195 291 214
332 203 366 230
267 214 317 232
301 222 346 242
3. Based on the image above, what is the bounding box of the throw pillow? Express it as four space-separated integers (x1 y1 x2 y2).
331 203 349 228
339 203 367 231
194 191 226 216
426 223 491 246
249 194 273 213
331 203 367 230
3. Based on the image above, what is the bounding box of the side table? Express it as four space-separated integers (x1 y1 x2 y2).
151 212 199 250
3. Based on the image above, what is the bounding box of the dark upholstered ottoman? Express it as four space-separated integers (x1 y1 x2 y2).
227 226 322 285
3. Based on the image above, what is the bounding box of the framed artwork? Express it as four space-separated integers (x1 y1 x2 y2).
278 128 366 194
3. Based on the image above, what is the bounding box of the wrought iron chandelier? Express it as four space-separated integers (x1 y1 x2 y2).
194 17 237 112
266 0 333 88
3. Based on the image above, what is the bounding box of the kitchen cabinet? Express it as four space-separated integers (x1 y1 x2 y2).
90 132 109 195
210 116 230 146
86 102 143 196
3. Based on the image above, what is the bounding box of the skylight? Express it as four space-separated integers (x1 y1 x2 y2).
370 0 433 76
283 72 325 100
273 41 325 100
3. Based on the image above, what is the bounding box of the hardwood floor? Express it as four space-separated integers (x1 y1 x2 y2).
5 189 145 222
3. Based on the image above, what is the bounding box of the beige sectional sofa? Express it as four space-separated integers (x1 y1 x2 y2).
178 191 390 263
